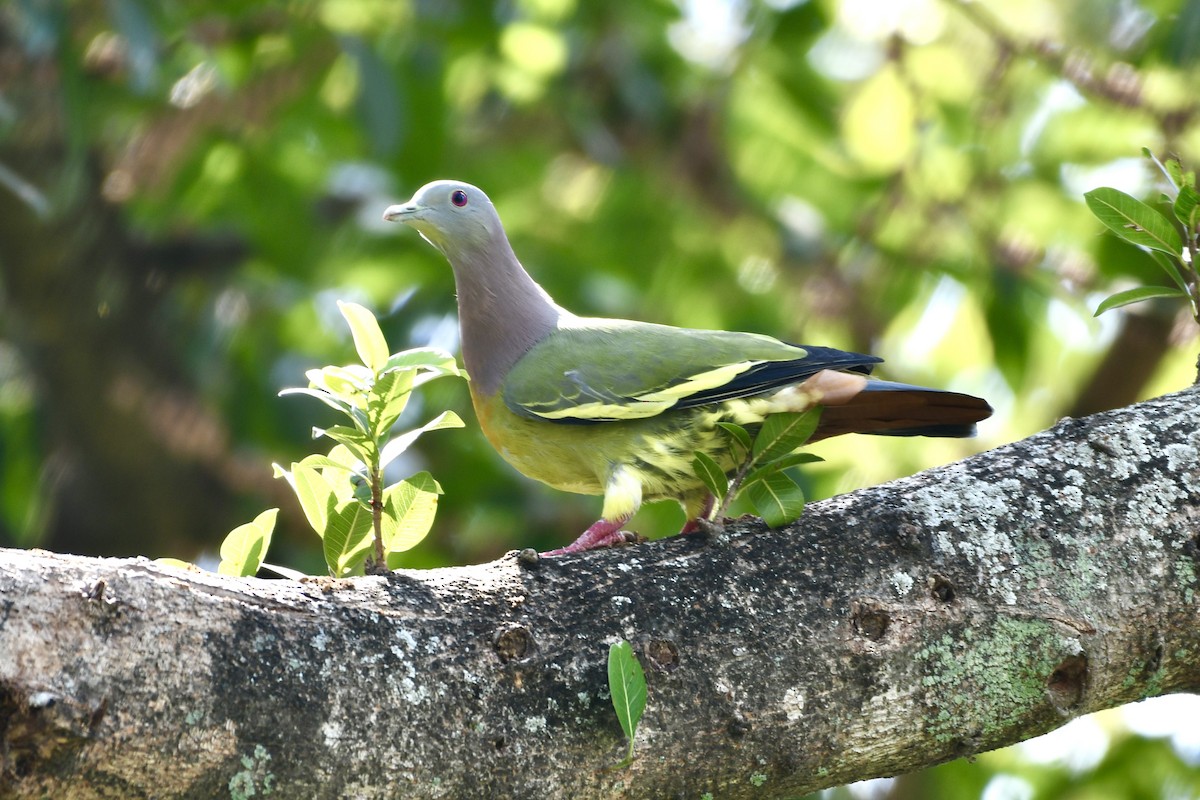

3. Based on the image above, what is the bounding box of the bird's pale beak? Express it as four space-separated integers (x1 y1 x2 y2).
382 202 419 222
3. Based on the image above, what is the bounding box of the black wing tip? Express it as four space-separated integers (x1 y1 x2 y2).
871 423 980 438
792 344 883 373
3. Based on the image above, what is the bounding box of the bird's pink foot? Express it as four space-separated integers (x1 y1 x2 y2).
542 517 633 556
679 495 716 535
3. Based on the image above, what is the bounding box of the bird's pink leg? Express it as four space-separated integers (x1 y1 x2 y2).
542 516 632 556
679 494 716 534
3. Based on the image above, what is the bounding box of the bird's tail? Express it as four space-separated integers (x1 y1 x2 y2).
811 378 993 440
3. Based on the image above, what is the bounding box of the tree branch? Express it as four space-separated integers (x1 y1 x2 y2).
2 387 1199 799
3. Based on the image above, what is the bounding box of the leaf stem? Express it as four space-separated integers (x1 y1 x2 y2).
715 457 753 522
367 455 386 574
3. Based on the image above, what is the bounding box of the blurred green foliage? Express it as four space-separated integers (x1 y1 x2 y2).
1 0 1198 795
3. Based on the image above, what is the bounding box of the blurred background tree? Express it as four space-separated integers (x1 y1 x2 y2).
0 0 1197 796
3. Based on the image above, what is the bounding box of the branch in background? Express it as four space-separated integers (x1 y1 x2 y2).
950 0 1199 136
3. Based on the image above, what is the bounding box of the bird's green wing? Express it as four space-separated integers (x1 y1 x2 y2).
502 318 880 424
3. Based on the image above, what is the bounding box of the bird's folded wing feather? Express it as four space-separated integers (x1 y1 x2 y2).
502 318 881 425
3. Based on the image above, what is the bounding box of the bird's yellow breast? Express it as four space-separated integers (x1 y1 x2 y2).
470 385 733 503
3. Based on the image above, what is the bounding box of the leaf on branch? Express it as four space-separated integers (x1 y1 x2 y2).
369 367 415 433
275 462 335 535
316 425 376 464
338 301 390 373
278 387 356 417
1084 187 1183 256
715 422 752 455
1094 286 1189 316
1144 147 1181 193
323 499 374 577
608 640 647 766
743 452 824 487
378 411 465 471
745 471 807 528
218 508 278 577
1148 250 1190 294
382 472 443 565
751 408 822 464
294 452 364 477
383 347 462 377
691 451 729 502
1173 185 1199 232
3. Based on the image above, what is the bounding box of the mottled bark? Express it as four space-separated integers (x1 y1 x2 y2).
1 386 1198 799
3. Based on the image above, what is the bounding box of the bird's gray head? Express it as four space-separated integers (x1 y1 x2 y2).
382 180 504 257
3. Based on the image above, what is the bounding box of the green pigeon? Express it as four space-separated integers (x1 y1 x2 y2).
383 180 991 555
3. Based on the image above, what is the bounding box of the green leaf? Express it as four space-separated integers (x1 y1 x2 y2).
608 640 647 765
743 451 823 487
338 300 391 373
276 462 335 534
751 408 822 464
1084 187 1183 256
691 451 729 501
218 508 278 577
316 424 376 464
382 472 443 564
368 367 415 433
383 347 462 377
378 410 465 470
279 387 357 418
1144 148 1180 192
307 365 372 408
294 453 364 476
746 471 807 528
351 473 372 506
1174 185 1199 231
323 499 374 577
1148 250 1190 293
715 422 752 455
1163 154 1186 190
1094 286 1189 316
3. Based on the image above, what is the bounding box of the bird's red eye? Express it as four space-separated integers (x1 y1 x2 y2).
451 190 468 207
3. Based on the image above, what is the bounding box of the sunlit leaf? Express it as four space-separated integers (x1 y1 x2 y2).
279 387 355 417
383 347 462 376
1094 286 1189 316
382 472 442 562
308 364 372 407
1084 187 1183 256
338 300 390 373
316 424 375 464
218 508 278 577
295 453 364 476
369 367 415 432
279 462 336 535
378 411 465 470
323 499 374 577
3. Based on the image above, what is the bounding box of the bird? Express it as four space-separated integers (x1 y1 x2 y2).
383 180 992 555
